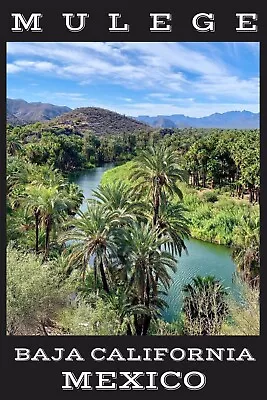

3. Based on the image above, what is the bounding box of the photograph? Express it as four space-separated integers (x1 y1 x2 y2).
6 41 260 337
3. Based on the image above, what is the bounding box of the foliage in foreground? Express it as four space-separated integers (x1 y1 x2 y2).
6 246 73 335
59 297 121 336
220 284 260 336
6 246 259 336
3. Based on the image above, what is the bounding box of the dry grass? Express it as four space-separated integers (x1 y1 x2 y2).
220 284 260 336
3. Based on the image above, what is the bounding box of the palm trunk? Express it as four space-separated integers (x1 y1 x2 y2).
134 315 143 336
255 187 260 203
126 323 132 336
93 263 97 293
153 182 161 226
35 211 39 254
99 260 110 294
202 170 206 188
249 187 253 203
142 272 151 335
153 194 160 226
153 187 161 287
44 224 51 259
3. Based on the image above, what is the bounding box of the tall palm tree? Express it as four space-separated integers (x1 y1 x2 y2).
23 184 43 253
61 204 119 293
36 184 70 258
155 200 190 256
91 180 144 223
121 222 177 335
130 145 185 225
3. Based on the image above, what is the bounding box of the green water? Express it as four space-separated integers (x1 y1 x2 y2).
68 164 114 212
162 238 237 322
69 165 237 322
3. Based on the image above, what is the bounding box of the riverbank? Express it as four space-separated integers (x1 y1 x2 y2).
101 161 259 247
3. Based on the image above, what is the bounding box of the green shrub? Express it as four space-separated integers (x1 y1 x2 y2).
6 246 72 335
59 297 121 335
202 191 218 203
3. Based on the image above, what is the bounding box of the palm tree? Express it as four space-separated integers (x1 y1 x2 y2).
91 180 144 223
23 184 43 253
36 184 70 258
65 183 84 215
61 204 119 293
155 201 190 256
7 134 22 156
122 222 177 335
182 275 228 335
7 156 29 195
130 145 185 225
104 286 148 335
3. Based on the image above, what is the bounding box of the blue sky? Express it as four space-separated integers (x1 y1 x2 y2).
7 42 259 117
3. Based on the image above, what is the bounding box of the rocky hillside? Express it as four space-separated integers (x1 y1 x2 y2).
7 98 71 125
50 107 152 135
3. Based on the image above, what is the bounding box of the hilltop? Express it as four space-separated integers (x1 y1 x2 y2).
50 107 152 135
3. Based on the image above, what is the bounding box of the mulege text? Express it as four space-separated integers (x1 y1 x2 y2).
11 13 258 33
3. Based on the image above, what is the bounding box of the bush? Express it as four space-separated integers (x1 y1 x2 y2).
150 318 183 335
6 246 72 335
202 191 218 203
59 297 121 335
182 276 229 335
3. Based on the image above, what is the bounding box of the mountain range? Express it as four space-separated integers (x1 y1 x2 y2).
7 98 259 130
135 111 259 129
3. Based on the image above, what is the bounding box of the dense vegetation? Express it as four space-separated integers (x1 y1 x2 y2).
7 123 155 171
6 123 260 335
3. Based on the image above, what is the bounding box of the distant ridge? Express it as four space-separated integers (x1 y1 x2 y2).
7 98 71 124
136 110 259 129
7 98 259 129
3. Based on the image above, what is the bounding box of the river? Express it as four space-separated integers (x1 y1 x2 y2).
69 165 237 322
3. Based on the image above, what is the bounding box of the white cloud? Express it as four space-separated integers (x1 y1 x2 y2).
15 60 55 72
7 63 21 73
194 75 259 102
